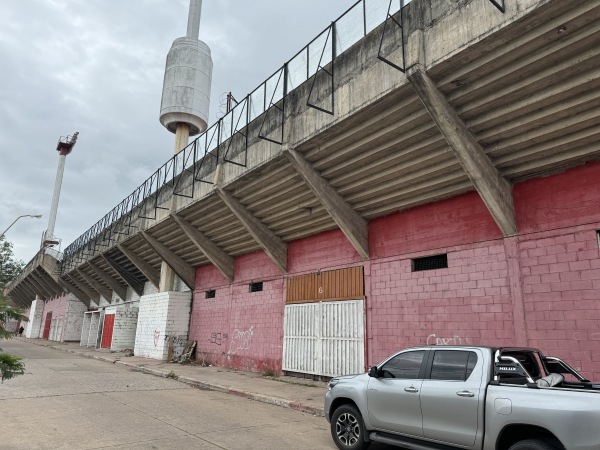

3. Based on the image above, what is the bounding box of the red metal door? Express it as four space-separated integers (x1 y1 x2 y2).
42 312 52 340
101 314 115 349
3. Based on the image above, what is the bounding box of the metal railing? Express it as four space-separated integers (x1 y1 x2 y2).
61 0 505 273
61 0 408 273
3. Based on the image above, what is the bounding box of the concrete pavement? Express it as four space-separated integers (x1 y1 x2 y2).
17 337 328 417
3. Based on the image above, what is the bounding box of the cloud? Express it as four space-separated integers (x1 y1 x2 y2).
0 0 354 263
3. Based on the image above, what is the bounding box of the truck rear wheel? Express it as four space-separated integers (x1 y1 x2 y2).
330 404 370 450
509 439 558 450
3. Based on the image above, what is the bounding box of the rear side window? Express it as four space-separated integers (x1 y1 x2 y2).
430 351 478 381
381 350 426 379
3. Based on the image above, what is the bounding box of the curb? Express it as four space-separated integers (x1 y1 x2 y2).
20 338 324 417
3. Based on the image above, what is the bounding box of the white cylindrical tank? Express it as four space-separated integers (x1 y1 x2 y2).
159 0 212 136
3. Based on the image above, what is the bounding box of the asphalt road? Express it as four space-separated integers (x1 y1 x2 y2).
0 340 393 450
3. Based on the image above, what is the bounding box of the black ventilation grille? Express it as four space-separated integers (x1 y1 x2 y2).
412 254 448 272
205 290 216 299
249 282 263 292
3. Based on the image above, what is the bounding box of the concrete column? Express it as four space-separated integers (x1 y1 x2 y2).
160 122 191 292
25 299 45 339
174 123 190 155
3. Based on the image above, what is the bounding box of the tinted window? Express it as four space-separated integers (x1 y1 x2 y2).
430 351 478 381
381 351 425 379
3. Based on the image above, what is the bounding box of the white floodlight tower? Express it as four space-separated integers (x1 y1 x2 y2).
159 0 213 155
157 0 213 291
42 132 78 248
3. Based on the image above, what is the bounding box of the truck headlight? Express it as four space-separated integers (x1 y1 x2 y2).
328 378 339 390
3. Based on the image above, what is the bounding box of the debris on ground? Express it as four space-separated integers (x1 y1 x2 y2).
171 341 196 364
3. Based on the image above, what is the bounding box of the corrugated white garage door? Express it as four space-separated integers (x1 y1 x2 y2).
283 299 365 377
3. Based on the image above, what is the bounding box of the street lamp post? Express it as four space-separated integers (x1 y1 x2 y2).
0 215 43 239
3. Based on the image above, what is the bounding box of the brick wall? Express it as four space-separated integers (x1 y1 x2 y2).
369 240 513 364
64 295 88 341
513 162 600 379
190 163 600 379
288 229 362 273
134 291 191 360
80 313 91 346
111 306 139 351
40 295 68 341
25 300 44 339
191 251 285 373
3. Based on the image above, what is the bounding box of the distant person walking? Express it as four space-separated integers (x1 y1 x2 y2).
18 326 24 336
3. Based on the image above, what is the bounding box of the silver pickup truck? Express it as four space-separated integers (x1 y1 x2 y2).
324 346 600 450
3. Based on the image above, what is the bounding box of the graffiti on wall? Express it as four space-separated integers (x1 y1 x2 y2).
229 326 254 354
209 332 228 346
164 335 187 345
426 333 467 346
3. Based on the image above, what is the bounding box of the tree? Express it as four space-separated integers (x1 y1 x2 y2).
0 236 28 382
1 236 25 290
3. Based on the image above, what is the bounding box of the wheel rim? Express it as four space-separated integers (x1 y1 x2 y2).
335 412 361 447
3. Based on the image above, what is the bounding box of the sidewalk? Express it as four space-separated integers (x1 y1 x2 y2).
20 338 328 417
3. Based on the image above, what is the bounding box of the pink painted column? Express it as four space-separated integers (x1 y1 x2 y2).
504 236 528 346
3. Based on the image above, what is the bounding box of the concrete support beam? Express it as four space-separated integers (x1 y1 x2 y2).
101 254 145 297
407 66 517 236
28 274 54 299
283 147 370 259
37 268 67 296
58 277 91 307
33 269 62 297
9 289 28 308
117 244 161 290
171 214 234 283
139 231 195 290
87 261 128 300
76 269 113 304
65 274 100 305
23 278 46 300
19 282 38 301
216 187 287 273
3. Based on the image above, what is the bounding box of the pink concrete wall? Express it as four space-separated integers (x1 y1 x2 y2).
288 229 362 273
368 240 514 364
369 191 503 259
191 251 285 373
513 162 600 379
40 294 69 340
191 162 600 380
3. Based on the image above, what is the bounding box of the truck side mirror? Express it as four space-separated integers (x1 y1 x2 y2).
368 366 379 378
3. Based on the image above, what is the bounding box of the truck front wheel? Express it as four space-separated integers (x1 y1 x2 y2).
509 439 558 450
330 404 370 450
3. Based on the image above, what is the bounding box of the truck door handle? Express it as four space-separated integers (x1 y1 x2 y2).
456 391 475 397
404 387 419 393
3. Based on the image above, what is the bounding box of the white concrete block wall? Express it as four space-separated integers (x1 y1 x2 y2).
173 276 191 292
26 300 44 339
87 311 104 347
126 287 140 303
112 291 125 305
134 291 191 360
64 297 88 342
111 306 139 351
80 313 91 346
165 291 192 358
97 296 111 308
143 282 159 296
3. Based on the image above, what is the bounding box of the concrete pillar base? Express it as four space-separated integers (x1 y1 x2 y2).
134 291 191 360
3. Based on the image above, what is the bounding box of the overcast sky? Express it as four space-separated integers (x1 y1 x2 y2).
0 0 356 263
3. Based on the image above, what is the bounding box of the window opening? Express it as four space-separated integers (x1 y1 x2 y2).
249 282 263 293
412 254 448 272
205 290 216 299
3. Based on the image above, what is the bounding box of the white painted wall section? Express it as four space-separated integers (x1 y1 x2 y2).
134 291 191 360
